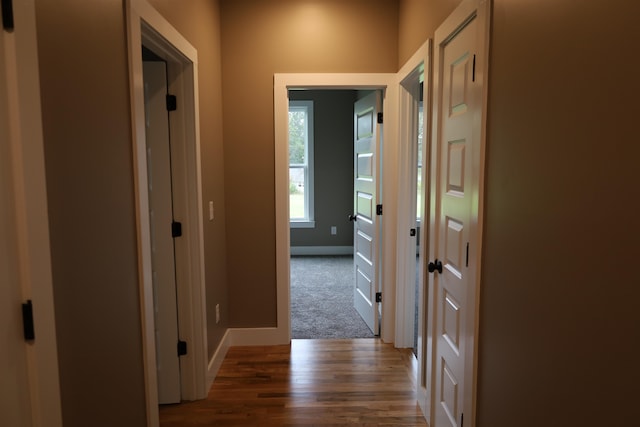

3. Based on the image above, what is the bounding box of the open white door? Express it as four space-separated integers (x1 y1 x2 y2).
143 61 181 404
428 0 489 426
352 91 382 335
0 1 62 425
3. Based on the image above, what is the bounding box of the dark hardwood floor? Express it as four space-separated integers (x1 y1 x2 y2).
159 339 426 426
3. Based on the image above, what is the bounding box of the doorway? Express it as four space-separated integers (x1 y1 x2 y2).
287 89 378 339
397 67 427 355
274 73 399 345
127 1 209 423
394 41 432 422
142 50 182 405
288 89 373 338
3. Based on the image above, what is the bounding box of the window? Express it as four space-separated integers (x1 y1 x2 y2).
289 100 314 227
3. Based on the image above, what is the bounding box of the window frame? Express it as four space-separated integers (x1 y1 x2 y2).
288 100 315 228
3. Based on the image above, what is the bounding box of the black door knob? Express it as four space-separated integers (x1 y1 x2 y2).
348 214 357 222
428 259 443 274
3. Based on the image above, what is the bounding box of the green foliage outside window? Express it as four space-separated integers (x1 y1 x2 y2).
289 110 306 164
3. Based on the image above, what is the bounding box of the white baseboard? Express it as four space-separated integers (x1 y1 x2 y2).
229 327 289 346
290 245 353 256
206 329 231 391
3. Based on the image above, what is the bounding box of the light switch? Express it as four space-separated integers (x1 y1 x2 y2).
331 226 337 235
209 201 214 221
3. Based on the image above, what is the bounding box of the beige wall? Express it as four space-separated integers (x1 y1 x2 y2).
35 0 146 425
398 0 462 66
400 0 640 423
35 0 225 425
478 0 640 425
147 0 228 364
220 0 399 327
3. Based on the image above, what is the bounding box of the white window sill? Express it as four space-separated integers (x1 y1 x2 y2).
290 220 316 229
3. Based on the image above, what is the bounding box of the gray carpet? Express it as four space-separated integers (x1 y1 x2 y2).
290 255 375 339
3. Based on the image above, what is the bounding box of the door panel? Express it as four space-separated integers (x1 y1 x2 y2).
445 218 464 276
353 92 381 334
143 61 181 404
433 15 478 427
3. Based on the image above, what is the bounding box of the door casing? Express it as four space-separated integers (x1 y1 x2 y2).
126 0 208 425
396 42 430 348
271 74 399 346
395 39 432 419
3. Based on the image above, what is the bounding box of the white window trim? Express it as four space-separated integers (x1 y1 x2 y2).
289 100 315 227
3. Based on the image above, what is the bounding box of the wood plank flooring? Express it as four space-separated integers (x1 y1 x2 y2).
159 339 426 426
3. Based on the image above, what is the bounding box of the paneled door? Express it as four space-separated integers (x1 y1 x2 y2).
143 61 181 404
352 91 382 334
430 1 488 425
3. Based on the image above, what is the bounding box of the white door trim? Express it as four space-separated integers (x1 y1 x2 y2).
126 1 208 425
426 0 491 425
1 0 62 425
274 74 399 344
395 40 430 348
395 39 432 420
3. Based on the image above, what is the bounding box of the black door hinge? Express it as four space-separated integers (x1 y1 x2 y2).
166 94 177 111
2 0 14 32
377 112 383 124
22 300 35 341
171 221 182 238
177 340 187 356
472 54 476 82
376 204 383 216
375 292 382 303
409 228 416 237
461 412 464 427
465 242 469 267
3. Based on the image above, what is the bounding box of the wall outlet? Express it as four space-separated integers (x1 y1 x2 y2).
331 226 337 235
215 304 220 323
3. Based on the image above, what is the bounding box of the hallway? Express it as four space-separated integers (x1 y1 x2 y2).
159 339 425 426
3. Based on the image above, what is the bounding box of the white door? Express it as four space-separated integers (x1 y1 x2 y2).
1 3 62 424
0 27 32 426
430 3 486 426
143 61 181 404
352 91 382 334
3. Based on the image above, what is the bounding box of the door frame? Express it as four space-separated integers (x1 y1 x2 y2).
395 40 430 348
425 0 491 425
271 74 399 345
395 40 432 418
126 0 208 424
1 0 62 424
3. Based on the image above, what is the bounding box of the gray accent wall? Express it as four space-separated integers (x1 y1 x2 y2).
289 90 356 248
